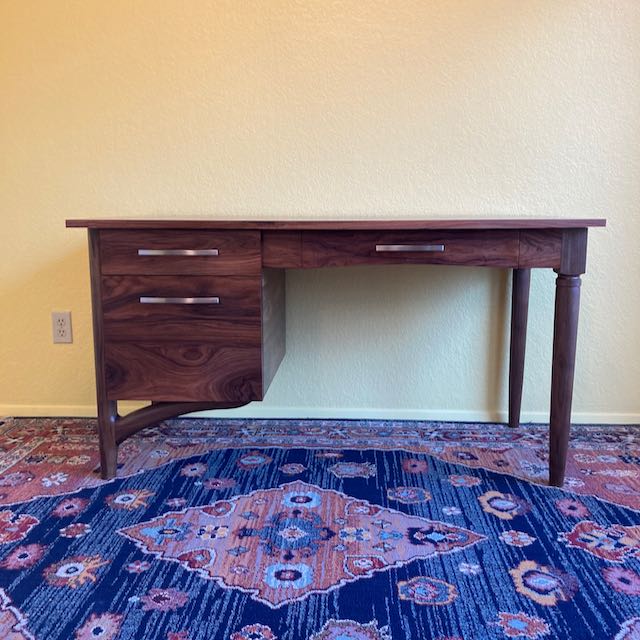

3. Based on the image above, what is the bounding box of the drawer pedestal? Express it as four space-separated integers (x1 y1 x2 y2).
87 229 284 477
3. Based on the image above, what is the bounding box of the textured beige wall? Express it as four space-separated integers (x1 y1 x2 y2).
1 1 638 422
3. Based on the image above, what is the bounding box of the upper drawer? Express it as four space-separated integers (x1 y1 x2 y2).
100 230 261 275
302 230 520 268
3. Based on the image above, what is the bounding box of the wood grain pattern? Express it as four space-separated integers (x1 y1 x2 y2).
100 229 261 275
68 218 607 230
105 342 262 402
302 230 520 268
518 230 562 268
262 268 286 393
104 313 261 343
263 231 302 268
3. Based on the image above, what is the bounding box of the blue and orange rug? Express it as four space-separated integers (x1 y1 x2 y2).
0 418 638 639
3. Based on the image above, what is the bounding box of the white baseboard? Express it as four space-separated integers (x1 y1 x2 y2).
1 403 638 425
0 403 146 418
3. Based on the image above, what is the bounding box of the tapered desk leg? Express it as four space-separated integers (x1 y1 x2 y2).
549 273 581 487
508 268 531 428
98 399 118 479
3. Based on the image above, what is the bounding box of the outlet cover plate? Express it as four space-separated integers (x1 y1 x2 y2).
52 311 72 343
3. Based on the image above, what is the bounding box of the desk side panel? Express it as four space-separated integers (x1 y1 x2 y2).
262 268 286 394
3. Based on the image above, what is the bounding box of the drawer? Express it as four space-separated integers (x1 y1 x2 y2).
104 308 261 342
100 229 261 275
105 342 262 402
102 275 261 340
302 230 520 268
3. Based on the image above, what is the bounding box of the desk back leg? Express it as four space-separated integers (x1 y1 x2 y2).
508 268 531 428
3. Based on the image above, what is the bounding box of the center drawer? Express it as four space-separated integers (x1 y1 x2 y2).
102 274 261 341
302 230 520 268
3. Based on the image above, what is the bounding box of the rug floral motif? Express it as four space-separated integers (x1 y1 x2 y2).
0 417 638 639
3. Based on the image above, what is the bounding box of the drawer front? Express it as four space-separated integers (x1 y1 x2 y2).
105 342 262 402
302 230 520 268
104 310 261 342
102 275 261 340
100 230 261 275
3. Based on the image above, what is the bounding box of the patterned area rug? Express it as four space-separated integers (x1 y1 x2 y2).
0 417 638 640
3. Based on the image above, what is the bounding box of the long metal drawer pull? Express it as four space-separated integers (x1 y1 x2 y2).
375 244 445 253
137 249 219 256
139 296 220 305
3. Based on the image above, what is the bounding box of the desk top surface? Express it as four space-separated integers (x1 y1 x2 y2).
67 218 606 230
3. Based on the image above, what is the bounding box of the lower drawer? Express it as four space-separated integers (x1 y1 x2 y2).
105 342 262 402
302 230 520 268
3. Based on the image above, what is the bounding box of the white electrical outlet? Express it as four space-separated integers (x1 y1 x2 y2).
52 311 73 343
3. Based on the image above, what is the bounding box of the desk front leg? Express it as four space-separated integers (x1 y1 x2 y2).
97 399 118 479
548 228 588 487
548 273 581 486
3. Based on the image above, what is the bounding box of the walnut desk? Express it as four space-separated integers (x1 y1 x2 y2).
67 218 606 486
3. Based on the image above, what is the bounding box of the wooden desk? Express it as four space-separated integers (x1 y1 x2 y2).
67 218 606 486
